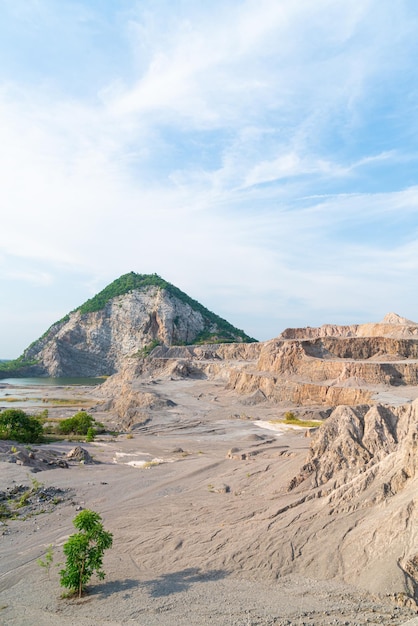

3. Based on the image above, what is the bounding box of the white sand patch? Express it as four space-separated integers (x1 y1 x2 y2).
126 457 168 468
112 453 168 468
255 420 307 434
255 420 286 434
114 451 151 458
126 460 149 468
113 450 152 465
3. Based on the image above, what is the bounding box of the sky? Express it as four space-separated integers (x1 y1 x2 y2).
1 0 418 358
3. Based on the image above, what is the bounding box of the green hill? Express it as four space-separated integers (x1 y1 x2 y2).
0 273 257 377
75 272 256 344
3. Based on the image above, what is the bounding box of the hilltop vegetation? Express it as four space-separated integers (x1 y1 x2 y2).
75 272 256 343
76 273 166 314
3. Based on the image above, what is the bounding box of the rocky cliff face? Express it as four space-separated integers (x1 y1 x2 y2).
24 289 204 376
226 314 418 407
19 274 256 377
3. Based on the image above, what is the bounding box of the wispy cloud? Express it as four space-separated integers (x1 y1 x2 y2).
1 0 418 355
0 265 53 286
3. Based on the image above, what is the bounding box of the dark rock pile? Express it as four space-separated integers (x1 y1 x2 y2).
0 482 74 520
0 442 69 472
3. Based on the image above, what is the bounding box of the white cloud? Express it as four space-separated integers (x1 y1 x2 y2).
108 0 379 130
243 152 348 187
0 265 53 286
1 0 418 355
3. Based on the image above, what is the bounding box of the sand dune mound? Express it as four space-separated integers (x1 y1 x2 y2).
289 401 417 491
281 400 418 601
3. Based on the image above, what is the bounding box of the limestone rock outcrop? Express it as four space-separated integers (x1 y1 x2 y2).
288 402 417 491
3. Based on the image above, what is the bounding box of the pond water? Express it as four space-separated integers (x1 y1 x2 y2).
0 377 104 410
0 377 105 387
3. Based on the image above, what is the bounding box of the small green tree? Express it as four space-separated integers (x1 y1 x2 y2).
60 509 113 598
37 545 54 579
0 409 43 443
284 411 297 422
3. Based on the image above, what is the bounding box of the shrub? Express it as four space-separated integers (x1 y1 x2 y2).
37 408 49 421
137 339 160 358
17 490 31 508
0 409 43 443
58 411 95 436
60 509 113 597
86 427 95 442
284 411 297 422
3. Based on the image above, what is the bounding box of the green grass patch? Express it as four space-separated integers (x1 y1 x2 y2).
270 416 322 428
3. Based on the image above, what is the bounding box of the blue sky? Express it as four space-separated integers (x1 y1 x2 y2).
1 0 418 358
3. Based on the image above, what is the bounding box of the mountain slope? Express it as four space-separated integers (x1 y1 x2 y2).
2 273 256 378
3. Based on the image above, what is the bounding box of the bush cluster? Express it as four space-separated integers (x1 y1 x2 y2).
0 356 39 375
57 411 99 436
137 339 160 358
0 409 43 443
58 411 94 435
0 408 105 445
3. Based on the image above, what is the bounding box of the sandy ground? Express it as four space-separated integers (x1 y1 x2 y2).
1 378 417 626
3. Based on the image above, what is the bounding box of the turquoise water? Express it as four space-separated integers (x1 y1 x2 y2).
1 377 105 387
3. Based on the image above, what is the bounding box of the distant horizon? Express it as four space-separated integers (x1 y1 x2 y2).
1 2 418 358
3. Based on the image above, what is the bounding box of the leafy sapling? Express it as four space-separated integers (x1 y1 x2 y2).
86 427 95 442
37 545 54 579
59 509 113 598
